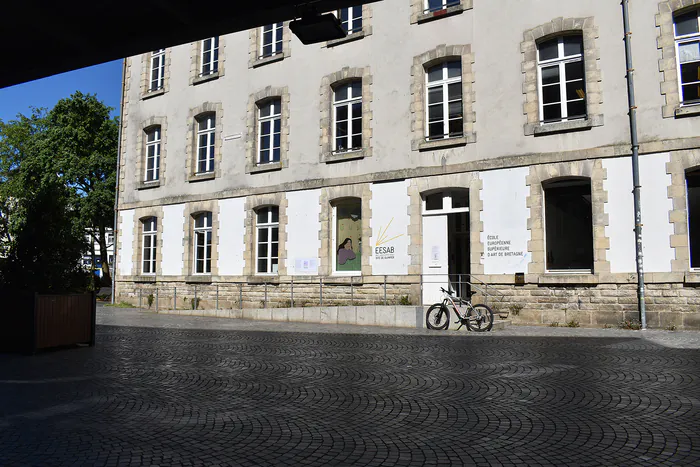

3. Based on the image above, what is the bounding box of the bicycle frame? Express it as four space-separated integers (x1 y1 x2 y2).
442 293 476 321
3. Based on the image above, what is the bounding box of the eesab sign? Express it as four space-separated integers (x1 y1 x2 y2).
373 218 403 261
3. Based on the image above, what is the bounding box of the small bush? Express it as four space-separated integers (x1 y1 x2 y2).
603 324 612 329
566 319 580 328
508 303 523 316
619 318 642 330
665 323 677 331
549 321 559 327
147 293 154 309
398 295 412 306
190 297 200 310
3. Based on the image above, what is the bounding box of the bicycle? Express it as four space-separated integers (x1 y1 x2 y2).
425 287 494 332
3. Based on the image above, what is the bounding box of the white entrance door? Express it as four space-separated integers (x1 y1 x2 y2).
422 215 449 305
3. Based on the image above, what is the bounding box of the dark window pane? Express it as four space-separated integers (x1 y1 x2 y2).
335 85 348 101
272 148 280 162
258 243 268 258
681 61 700 85
448 82 462 101
448 118 463 137
259 104 270 118
198 158 207 173
428 104 443 122
274 118 281 132
545 182 593 270
446 0 459 6
272 227 279 241
273 133 281 149
271 208 279 223
565 60 584 81
271 243 279 257
682 83 700 102
541 65 560 85
258 227 268 242
688 171 700 268
340 8 349 22
198 134 207 148
336 105 348 121
446 61 461 78
427 0 442 11
337 121 348 137
563 35 583 56
425 193 443 210
261 135 270 150
542 84 561 105
675 11 699 36
257 209 268 224
260 150 270 164
352 134 362 149
428 87 443 105
428 122 444 138
567 100 586 118
258 259 268 273
448 101 462 118
427 65 442 82
543 104 562 121
452 191 469 208
566 81 586 101
539 38 559 61
352 102 362 115
261 120 271 136
336 137 346 151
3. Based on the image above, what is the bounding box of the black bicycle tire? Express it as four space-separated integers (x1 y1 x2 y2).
466 304 494 332
426 304 450 330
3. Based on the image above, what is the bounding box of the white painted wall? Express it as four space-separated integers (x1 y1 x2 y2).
218 198 246 276
370 180 411 275
286 189 321 275
161 204 185 276
603 154 674 273
118 210 135 276
480 168 531 275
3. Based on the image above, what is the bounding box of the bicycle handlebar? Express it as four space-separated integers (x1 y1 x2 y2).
440 287 454 296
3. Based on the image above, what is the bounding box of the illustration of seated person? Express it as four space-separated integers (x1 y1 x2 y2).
337 237 361 271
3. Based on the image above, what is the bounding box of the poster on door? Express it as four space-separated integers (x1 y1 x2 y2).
370 181 410 275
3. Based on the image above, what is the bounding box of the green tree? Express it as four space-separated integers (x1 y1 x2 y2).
47 92 119 286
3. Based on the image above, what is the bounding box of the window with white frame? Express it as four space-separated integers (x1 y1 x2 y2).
144 126 161 182
200 37 219 76
426 61 463 141
193 212 212 274
196 114 215 174
424 0 459 13
674 10 700 105
543 178 593 272
149 49 165 92
333 81 362 153
142 217 157 275
338 7 362 34
333 199 362 274
686 169 700 268
260 23 283 58
257 99 281 165
537 35 586 123
256 206 279 274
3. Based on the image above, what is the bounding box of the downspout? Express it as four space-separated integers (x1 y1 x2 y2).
111 58 127 305
622 0 647 329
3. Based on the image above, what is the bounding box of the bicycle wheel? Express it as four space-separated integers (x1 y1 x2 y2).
426 304 450 330
466 304 494 332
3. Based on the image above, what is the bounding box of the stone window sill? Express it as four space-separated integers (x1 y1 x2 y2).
247 161 283 174
684 271 700 284
416 135 473 151
416 4 466 24
323 149 365 163
137 180 161 190
134 275 156 283
252 53 285 68
533 118 594 136
327 31 365 47
186 275 212 284
539 274 598 285
187 172 216 183
247 276 279 284
674 105 700 118
193 72 220 86
141 88 165 100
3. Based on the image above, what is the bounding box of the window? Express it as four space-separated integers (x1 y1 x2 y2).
338 7 362 34
196 114 215 174
260 23 283 58
256 207 279 274
423 190 469 213
675 11 700 105
687 169 700 268
144 126 161 182
333 199 362 273
543 179 593 272
257 99 281 165
424 0 459 13
537 35 586 123
333 81 362 153
193 212 212 274
142 217 157 275
200 37 219 77
150 49 165 92
425 61 463 141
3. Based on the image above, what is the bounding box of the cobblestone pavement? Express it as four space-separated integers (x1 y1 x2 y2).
0 307 697 466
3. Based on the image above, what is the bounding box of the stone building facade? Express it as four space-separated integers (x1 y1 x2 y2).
116 0 700 329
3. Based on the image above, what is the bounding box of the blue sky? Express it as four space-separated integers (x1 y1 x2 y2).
0 60 123 122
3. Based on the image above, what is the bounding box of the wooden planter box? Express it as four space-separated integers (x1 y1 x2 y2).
0 292 96 353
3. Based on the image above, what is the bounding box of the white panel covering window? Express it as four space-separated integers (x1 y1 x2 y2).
675 10 700 105
537 35 586 123
149 49 165 91
200 37 219 76
338 7 362 34
142 217 157 275
424 0 459 13
194 212 212 274
256 206 279 274
260 23 283 58
333 81 362 153
257 99 281 165
426 61 462 141
196 114 215 173
144 126 161 182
